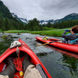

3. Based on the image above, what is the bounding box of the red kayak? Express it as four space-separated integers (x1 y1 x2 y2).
36 37 78 54
0 39 52 78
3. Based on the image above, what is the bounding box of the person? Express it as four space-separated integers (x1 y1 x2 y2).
62 25 78 44
43 36 48 40
0 58 16 78
23 57 42 78
0 56 42 78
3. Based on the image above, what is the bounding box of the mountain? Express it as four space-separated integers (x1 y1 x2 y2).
39 19 54 24
39 13 78 24
12 13 27 23
0 0 25 30
19 18 27 23
58 13 78 22
0 0 78 30
0 0 12 18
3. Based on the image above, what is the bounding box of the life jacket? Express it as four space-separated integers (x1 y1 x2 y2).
43 37 48 40
67 33 78 44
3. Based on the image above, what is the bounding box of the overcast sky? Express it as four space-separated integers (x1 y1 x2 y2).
1 0 78 20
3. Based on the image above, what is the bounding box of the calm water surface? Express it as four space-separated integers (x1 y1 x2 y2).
0 33 78 78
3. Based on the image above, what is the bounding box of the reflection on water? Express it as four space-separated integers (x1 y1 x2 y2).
0 39 13 55
63 55 78 75
0 33 78 78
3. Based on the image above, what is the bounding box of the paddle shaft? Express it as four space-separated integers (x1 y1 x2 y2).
37 40 62 46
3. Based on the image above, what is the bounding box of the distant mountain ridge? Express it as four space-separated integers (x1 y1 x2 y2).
0 0 12 18
0 0 25 30
40 13 78 24
11 13 27 23
58 13 78 22
0 0 26 23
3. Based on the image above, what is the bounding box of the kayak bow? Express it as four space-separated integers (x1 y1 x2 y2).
0 39 52 78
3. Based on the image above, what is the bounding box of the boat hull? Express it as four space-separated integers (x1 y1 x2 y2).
36 37 78 53
0 39 52 78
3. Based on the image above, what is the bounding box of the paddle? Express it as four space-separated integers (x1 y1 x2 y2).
37 40 62 46
37 42 50 46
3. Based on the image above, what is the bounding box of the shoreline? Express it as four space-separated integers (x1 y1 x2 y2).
4 29 65 37
4 27 70 37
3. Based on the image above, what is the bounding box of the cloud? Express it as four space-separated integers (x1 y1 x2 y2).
39 0 78 19
1 0 78 20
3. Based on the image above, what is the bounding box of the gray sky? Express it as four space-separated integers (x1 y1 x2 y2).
1 0 78 20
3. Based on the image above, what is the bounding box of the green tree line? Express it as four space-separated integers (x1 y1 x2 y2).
43 20 78 29
1 17 78 31
53 20 78 28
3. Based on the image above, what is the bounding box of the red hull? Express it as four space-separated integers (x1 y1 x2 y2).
0 39 52 78
36 37 78 53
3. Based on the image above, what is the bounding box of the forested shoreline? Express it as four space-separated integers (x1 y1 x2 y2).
1 17 78 31
0 0 78 34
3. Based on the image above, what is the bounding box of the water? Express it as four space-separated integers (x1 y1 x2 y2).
0 33 78 78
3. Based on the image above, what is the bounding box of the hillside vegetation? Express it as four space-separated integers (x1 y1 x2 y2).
0 0 78 37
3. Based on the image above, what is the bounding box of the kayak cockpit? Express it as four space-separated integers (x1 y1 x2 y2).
0 39 51 78
0 51 48 78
